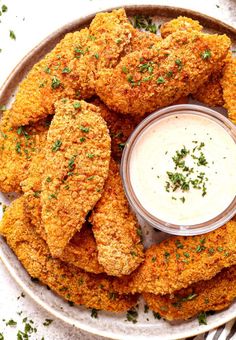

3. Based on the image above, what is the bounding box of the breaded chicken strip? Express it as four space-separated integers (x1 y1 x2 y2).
221 56 236 123
90 159 144 276
112 221 236 295
160 16 203 38
24 193 104 274
90 98 142 160
0 197 137 312
192 71 224 107
95 31 230 116
159 16 224 108
130 30 161 51
0 118 48 193
143 265 236 320
3 9 134 128
41 99 111 257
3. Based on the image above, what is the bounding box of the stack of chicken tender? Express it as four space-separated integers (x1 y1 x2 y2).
0 8 236 319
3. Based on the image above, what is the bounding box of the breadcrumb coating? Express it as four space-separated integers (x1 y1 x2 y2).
0 197 138 312
95 31 230 116
3 9 134 128
193 71 224 107
112 220 236 295
143 265 236 320
90 98 142 160
41 99 111 257
24 193 104 274
0 118 48 193
130 30 161 51
90 159 144 276
221 56 236 123
160 16 203 38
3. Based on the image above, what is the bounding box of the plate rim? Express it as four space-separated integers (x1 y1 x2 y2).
0 4 236 339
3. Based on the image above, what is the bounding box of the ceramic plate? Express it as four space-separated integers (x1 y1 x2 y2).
0 5 236 340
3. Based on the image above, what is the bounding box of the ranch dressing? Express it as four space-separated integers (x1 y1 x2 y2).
129 113 236 225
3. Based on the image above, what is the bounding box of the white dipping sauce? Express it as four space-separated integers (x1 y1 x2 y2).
130 113 236 225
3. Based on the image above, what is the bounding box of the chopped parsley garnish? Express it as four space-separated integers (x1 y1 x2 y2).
73 101 81 109
51 76 61 89
157 76 165 84
118 142 126 150
175 59 182 70
15 142 21 154
87 153 95 159
201 50 212 60
126 309 138 323
164 143 209 200
9 30 16 40
197 312 207 325
79 126 90 133
46 177 52 182
153 311 161 319
62 67 71 74
91 308 99 318
2 5 7 12
122 66 128 74
80 137 86 142
43 319 53 326
17 126 30 140
132 15 157 34
6 319 17 327
94 53 99 59
52 140 62 152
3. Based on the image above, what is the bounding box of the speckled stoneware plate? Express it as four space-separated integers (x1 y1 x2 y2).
0 5 236 340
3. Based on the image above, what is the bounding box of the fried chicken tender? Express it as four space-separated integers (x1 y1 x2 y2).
0 197 137 312
160 16 203 38
90 159 144 276
221 56 236 123
95 31 231 116
130 30 161 51
112 221 236 295
0 118 48 193
24 193 104 274
41 99 111 257
3 9 134 128
192 71 224 107
143 265 236 320
90 98 142 160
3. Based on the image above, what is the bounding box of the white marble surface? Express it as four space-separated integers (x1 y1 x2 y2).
0 0 235 339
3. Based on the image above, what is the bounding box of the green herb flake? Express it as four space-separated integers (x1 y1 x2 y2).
0 105 6 111
52 140 62 152
94 53 99 59
79 126 90 133
87 153 95 159
43 319 53 326
132 15 157 34
73 101 81 109
62 67 71 74
80 137 86 142
51 76 61 89
157 76 165 84
10 30 16 40
2 5 7 12
46 177 52 183
15 142 21 154
126 309 138 323
122 66 128 74
6 319 17 327
91 308 99 318
198 312 207 325
201 50 212 60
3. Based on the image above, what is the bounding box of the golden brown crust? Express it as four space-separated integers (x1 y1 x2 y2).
3 9 134 128
90 98 142 160
193 71 224 107
112 221 236 295
221 56 236 123
95 31 230 116
0 197 138 312
90 159 144 276
24 193 104 274
160 16 203 38
41 99 111 256
143 265 236 320
0 118 48 193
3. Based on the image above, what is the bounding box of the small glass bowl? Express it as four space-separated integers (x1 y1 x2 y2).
121 104 236 236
